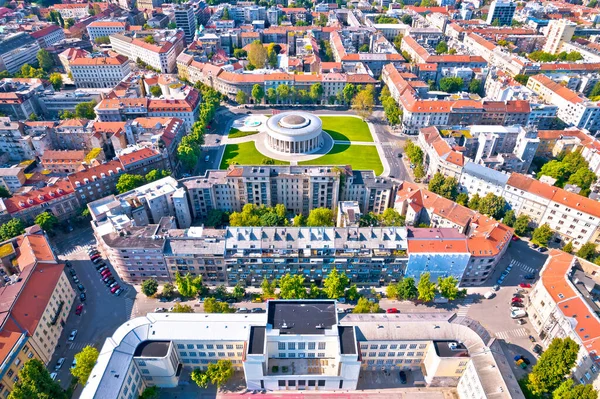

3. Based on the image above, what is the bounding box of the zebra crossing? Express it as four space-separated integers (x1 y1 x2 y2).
512 260 537 275
125 298 136 319
456 298 473 317
59 245 88 257
69 341 97 352
495 328 529 340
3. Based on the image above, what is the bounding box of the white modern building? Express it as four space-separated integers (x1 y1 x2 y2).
459 161 509 197
543 19 576 55
0 33 41 74
70 55 132 89
109 30 185 73
87 21 128 42
80 301 525 399
265 112 324 154
53 3 90 19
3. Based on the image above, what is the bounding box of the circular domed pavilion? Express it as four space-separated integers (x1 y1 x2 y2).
265 111 323 154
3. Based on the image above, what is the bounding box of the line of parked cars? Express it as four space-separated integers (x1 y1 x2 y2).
88 247 122 296
66 261 87 302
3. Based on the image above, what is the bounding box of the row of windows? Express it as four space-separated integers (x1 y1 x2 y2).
359 343 426 350
278 342 325 350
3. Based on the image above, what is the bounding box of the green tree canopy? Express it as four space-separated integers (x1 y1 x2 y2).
171 303 194 313
191 360 234 388
323 268 350 299
435 41 448 54
75 101 97 119
141 279 159 297
116 174 146 193
149 85 162 97
514 74 529 85
49 73 63 91
37 49 54 71
477 193 506 219
139 386 160 399
397 277 418 300
175 272 204 298
513 215 530 236
468 79 482 94
562 241 574 253
233 48 247 59
229 204 287 227
279 273 307 299
351 88 375 120
553 379 598 399
306 207 334 227
456 192 468 206
203 298 235 313
94 36 110 45
70 346 99 385
380 208 405 226
261 278 277 298
502 210 516 227
236 90 248 104
428 173 458 200
8 359 66 399
352 297 381 313
528 337 579 396
439 77 464 93
468 193 481 210
417 272 436 302
232 282 246 300
576 242 597 261
251 84 264 104
34 212 58 232
247 40 267 68
437 276 459 300
145 169 169 182
404 140 424 165
0 219 25 241
532 224 553 247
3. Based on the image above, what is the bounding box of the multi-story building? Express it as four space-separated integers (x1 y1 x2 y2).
0 226 76 398
459 161 509 197
110 30 185 73
53 3 90 19
80 301 524 399
526 250 600 391
67 160 125 204
0 78 49 120
3 179 80 224
70 55 132 89
418 126 466 178
38 89 104 118
0 118 36 162
0 33 41 74
30 25 66 49
40 149 88 173
86 21 127 42
485 0 516 26
174 5 197 45
0 166 26 193
54 118 96 150
543 19 576 55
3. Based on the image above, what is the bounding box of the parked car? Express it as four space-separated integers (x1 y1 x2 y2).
251 308 263 313
511 235 519 241
511 302 524 308
519 283 532 288
65 260 72 268
101 269 111 277
75 304 83 315
236 307 249 313
538 247 548 253
484 291 495 299
511 297 523 303
532 344 543 354
90 254 100 260
50 372 58 380
154 307 166 313
77 284 85 292
92 258 102 264
511 309 527 319
102 275 113 283
55 358 65 370
516 319 526 325
492 285 500 292
386 308 399 313
68 329 78 341
105 278 115 287
524 274 535 280
399 371 407 384
109 282 118 289
69 269 77 277
80 293 86 301
114 288 123 296
72 276 80 284
110 285 120 293
98 266 107 273
528 335 536 343
531 243 539 249
71 359 77 369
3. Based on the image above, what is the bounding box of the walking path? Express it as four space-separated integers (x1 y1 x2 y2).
221 114 391 174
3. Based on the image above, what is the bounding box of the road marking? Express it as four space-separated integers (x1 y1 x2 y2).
513 260 537 274
495 328 528 340
125 298 135 320
455 298 473 317
70 342 97 352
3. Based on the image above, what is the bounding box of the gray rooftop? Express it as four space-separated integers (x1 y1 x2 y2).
0 33 36 55
133 340 170 358
267 300 337 335
462 161 509 187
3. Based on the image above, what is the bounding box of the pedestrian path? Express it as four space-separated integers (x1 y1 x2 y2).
59 245 88 257
495 327 528 340
513 260 537 274
69 341 97 352
455 298 473 317
124 298 136 319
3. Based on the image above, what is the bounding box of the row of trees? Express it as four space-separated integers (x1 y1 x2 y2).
529 50 583 63
387 273 464 302
404 140 425 180
115 169 170 194
537 150 596 197
0 212 59 241
227 204 334 227
358 208 405 227
177 83 222 171
257 269 360 301
58 101 97 120
380 86 402 127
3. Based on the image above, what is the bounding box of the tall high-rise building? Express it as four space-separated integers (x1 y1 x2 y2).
543 19 576 55
486 0 516 26
174 4 197 45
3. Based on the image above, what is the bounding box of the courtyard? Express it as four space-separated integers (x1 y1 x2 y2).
219 114 386 175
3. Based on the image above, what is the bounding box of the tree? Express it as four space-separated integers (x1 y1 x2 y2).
477 193 506 219
342 83 357 104
141 279 158 297
150 86 162 97
279 273 307 299
528 337 579 396
351 88 374 120
401 14 413 25
37 49 54 71
204 298 235 313
437 276 459 300
468 79 482 94
8 359 66 399
553 379 598 399
345 284 359 301
456 193 469 206
359 43 370 52
468 193 481 210
323 268 350 299
414 164 425 179
251 84 264 104
161 282 175 298
168 21 177 29
380 208 405 226
292 214 305 226
28 113 39 121
568 168 597 196
397 277 417 300
233 48 247 59
428 172 445 194
247 40 267 68
261 278 277 298
514 74 530 86
191 360 234 389
95 36 110 45
267 43 278 68
171 303 194 313
439 77 464 93
577 242 597 261
116 174 146 193
306 207 334 226
562 241 574 254
417 272 436 302
205 209 229 228
35 212 58 232
532 224 553 247
70 346 99 385
139 386 160 399
222 7 230 19
392 33 403 52
404 140 423 165
0 219 25 241
145 169 169 182
428 173 458 200
266 88 277 104
513 215 530 236
492 18 501 26
75 101 97 119
59 110 76 119
65 18 75 28
310 83 324 103
435 41 448 54
175 272 204 298
502 210 516 227
0 186 10 199
232 282 246 300
276 84 290 103
236 90 248 104
49 73 63 91
353 297 381 313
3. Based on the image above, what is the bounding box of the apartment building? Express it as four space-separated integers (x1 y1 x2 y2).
0 119 36 162
0 226 76 397
486 0 516 26
80 301 524 399
30 25 66 49
526 250 600 390
58 48 90 74
527 74 600 132
543 19 576 55
54 118 97 150
40 149 87 173
0 166 26 193
110 30 185 73
418 126 466 179
3 179 80 224
459 161 509 197
174 4 197 45
52 3 90 19
0 33 41 74
68 160 124 204
70 55 132 89
86 21 127 42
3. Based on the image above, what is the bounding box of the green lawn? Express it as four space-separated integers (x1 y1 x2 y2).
228 128 259 139
220 142 289 169
299 144 383 175
320 116 373 142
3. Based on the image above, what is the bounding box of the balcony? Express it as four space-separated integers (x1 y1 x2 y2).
268 358 338 377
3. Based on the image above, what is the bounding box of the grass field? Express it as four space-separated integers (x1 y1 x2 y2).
220 142 289 169
299 144 383 175
320 116 373 142
228 128 259 139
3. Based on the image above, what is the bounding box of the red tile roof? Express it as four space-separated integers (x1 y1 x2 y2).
4 180 75 214
118 147 161 167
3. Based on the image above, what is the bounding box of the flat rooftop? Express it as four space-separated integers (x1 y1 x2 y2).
433 340 469 358
267 300 337 335
133 340 170 358
338 326 357 355
248 326 265 355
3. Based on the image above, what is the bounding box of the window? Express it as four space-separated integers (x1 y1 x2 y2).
206 344 214 349
318 353 325 358
298 342 305 350
318 342 326 350
388 352 395 357
216 345 224 349
278 342 285 350
288 342 295 350
308 342 316 350
279 353 286 358
369 352 376 357
318 380 325 387
378 352 386 357
187 344 194 349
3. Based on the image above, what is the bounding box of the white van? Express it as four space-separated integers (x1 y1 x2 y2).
484 291 495 299
511 309 527 319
